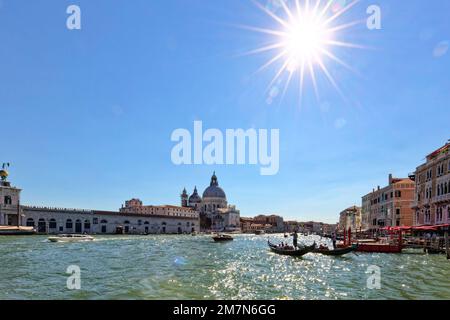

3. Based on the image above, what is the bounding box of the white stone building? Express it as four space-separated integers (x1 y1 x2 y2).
181 172 241 232
0 169 199 235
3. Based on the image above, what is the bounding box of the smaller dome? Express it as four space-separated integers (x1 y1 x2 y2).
189 187 202 203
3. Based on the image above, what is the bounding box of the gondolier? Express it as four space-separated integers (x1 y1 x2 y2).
332 233 337 249
293 230 298 248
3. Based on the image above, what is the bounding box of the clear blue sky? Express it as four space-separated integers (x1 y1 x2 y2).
1 0 449 223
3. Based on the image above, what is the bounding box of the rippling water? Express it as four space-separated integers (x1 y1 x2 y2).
0 234 449 300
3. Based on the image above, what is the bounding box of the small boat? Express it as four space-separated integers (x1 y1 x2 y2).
268 240 316 257
48 234 95 243
0 226 36 236
212 234 233 242
313 244 358 256
191 231 197 236
254 230 265 235
284 233 289 238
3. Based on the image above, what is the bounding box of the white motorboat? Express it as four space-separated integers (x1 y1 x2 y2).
48 234 95 243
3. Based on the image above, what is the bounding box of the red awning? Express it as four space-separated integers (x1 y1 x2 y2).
412 226 438 231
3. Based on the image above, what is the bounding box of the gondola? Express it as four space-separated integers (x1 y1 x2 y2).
212 234 233 242
313 244 358 256
268 240 316 257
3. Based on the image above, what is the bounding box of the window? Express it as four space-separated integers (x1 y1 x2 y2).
84 220 91 229
49 219 57 229
66 219 73 229
396 208 400 215
26 218 35 227
4 196 12 205
101 219 108 224
93 218 98 225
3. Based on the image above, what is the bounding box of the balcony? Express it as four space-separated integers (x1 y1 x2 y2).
433 193 450 204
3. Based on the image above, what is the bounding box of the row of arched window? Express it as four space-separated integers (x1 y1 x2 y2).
437 181 450 196
25 218 195 228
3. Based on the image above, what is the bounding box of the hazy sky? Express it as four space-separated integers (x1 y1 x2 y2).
1 0 449 223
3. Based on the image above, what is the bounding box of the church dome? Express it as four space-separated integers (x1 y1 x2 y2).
203 172 226 199
189 187 202 203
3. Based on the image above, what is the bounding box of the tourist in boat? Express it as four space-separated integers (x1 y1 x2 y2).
293 231 298 248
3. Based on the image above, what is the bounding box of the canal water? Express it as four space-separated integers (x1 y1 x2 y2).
0 234 449 300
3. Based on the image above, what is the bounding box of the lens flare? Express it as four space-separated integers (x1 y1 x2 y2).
241 0 365 104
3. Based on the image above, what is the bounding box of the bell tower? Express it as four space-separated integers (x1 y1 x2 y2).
181 188 188 207
0 163 22 226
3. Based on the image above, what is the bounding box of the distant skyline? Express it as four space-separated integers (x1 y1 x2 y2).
1 0 449 223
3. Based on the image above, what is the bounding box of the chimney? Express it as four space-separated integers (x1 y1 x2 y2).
389 174 393 185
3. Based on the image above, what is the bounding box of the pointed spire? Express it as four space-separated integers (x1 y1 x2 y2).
210 171 218 186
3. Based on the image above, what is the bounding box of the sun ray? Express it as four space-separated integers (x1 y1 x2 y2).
326 19 366 34
235 24 287 37
325 40 369 49
256 50 288 74
317 0 334 20
299 60 306 106
320 48 360 76
315 54 345 100
312 0 322 15
323 0 360 26
237 42 286 57
308 60 320 100
252 0 291 29
280 0 295 23
266 59 290 94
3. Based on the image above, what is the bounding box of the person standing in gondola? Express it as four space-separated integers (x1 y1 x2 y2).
332 232 337 249
293 230 298 248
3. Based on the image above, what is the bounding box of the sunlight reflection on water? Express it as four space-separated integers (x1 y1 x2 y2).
0 234 449 300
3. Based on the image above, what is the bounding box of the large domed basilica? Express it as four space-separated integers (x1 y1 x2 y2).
181 172 240 232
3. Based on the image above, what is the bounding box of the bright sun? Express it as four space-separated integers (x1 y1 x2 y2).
242 0 363 102
282 13 331 71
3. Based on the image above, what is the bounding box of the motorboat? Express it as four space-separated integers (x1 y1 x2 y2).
48 234 95 243
212 234 234 242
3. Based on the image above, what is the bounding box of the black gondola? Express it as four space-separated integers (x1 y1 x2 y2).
268 240 316 257
313 244 358 256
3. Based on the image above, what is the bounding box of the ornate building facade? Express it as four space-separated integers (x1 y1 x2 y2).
412 142 450 226
181 172 241 232
361 174 415 230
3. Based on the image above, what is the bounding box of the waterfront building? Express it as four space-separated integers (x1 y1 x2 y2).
0 166 23 226
361 194 371 231
338 206 361 231
181 172 241 232
362 174 415 230
0 168 199 235
322 223 338 235
240 215 284 233
284 220 301 233
412 142 450 226
253 215 284 233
